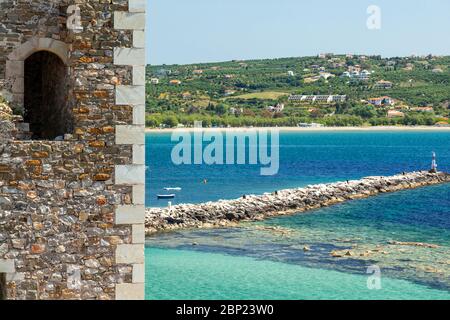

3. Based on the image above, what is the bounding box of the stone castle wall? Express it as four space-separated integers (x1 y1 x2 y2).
0 0 146 300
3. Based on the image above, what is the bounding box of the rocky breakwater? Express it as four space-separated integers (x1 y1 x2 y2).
145 171 450 234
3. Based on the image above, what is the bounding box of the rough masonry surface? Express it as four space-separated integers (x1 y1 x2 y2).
0 0 146 300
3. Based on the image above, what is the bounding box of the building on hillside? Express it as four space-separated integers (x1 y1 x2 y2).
224 89 236 96
404 63 414 71
319 72 335 80
229 107 243 115
156 68 172 76
348 65 361 73
170 79 182 85
182 92 192 99
342 68 370 81
367 96 395 107
411 106 434 112
150 78 160 84
329 95 347 103
330 62 344 68
432 68 444 73
318 53 333 59
287 70 295 77
359 70 371 81
374 80 393 89
192 69 203 75
289 95 347 104
298 122 324 128
387 110 405 118
266 103 285 113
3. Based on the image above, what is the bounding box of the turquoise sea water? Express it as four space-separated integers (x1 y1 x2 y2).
146 248 450 300
145 131 450 300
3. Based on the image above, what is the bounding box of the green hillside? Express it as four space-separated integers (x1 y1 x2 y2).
146 54 450 128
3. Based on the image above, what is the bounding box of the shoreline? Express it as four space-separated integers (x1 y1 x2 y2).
145 171 450 235
145 125 450 133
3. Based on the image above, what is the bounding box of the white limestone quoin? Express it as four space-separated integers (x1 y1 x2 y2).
113 0 146 300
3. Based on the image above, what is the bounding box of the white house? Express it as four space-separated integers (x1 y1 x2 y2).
367 96 395 107
374 80 393 89
288 95 347 104
319 72 335 80
387 110 405 118
267 103 285 112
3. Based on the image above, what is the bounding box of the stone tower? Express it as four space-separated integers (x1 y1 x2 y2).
0 0 146 300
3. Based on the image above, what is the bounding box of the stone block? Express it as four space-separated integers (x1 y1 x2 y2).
11 77 24 94
115 283 145 300
115 165 145 185
129 0 147 13
116 244 144 264
115 85 145 105
132 185 145 205
5 60 24 78
115 205 145 225
132 263 145 283
114 48 145 66
115 125 145 145
114 12 145 30
132 224 145 244
133 30 145 48
133 104 146 125
132 66 146 85
133 144 145 165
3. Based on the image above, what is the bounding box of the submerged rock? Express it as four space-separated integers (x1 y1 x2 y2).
387 240 440 248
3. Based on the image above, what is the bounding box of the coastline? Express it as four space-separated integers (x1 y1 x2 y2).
145 125 450 133
145 171 450 235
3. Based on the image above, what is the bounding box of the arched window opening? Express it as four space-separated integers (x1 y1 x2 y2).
24 51 72 140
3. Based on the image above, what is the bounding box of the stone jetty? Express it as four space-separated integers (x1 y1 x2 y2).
145 171 450 234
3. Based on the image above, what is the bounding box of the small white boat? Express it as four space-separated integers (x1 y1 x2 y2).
164 187 182 191
157 194 176 200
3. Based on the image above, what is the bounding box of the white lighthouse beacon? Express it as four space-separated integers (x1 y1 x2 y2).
430 151 438 173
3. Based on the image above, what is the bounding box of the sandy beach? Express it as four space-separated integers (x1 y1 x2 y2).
146 126 450 133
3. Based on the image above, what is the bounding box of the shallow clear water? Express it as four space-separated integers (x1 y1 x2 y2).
146 248 450 300
145 131 450 300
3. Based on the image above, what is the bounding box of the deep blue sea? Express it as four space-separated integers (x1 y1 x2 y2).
145 130 450 300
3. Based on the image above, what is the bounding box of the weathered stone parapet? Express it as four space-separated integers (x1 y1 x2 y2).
145 171 450 234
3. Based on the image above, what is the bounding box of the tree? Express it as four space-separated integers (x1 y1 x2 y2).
163 115 179 128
